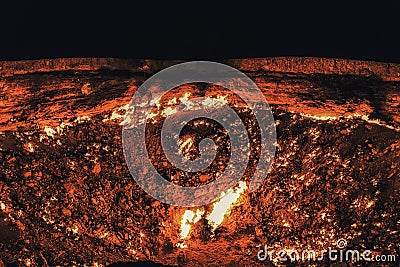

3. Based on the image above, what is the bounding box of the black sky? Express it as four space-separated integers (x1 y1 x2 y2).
1 1 399 63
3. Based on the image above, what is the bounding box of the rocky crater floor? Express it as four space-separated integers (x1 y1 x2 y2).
0 58 399 266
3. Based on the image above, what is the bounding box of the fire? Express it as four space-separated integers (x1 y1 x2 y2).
150 96 162 108
207 181 248 231
167 97 177 105
179 137 194 156
44 126 57 138
179 92 191 104
174 93 248 236
202 95 228 107
179 92 196 110
180 209 204 239
161 107 178 117
178 182 248 238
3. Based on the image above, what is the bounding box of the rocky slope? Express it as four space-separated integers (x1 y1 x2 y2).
0 58 399 266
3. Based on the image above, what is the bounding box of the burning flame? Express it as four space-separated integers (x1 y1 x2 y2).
202 95 228 107
167 97 177 105
180 209 204 239
133 93 232 125
161 107 178 116
150 96 162 108
179 136 194 156
207 181 248 231
178 182 248 240
179 92 191 104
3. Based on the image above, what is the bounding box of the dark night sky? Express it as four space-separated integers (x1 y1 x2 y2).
1 1 399 63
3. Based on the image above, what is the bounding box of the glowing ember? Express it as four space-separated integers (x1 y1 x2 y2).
179 92 191 103
179 92 194 109
161 107 178 117
179 137 194 155
167 97 177 105
146 112 158 120
202 95 228 107
44 126 57 138
300 113 338 121
24 142 35 152
180 209 204 239
150 96 162 108
207 181 248 231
